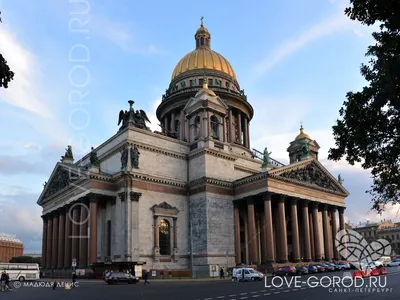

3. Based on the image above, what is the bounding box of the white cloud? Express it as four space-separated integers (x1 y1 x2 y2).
89 15 161 55
254 13 354 76
148 98 162 132
0 24 53 118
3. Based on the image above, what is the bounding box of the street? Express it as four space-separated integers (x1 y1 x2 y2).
3 268 400 299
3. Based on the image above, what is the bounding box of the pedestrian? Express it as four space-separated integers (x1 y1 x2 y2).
4 272 12 291
143 270 150 285
1 271 7 292
72 272 77 288
219 267 224 279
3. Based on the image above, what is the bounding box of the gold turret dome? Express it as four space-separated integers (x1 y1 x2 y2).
171 22 236 80
295 124 311 140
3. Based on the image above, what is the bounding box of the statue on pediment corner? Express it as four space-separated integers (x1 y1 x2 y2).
338 174 344 185
90 147 100 166
262 147 272 167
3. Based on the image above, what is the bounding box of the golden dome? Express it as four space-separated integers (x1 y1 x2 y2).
171 22 236 80
295 124 310 140
172 49 236 80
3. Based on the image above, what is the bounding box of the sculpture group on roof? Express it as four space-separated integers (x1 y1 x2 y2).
118 100 151 131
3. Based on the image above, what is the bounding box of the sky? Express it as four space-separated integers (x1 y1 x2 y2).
0 0 397 252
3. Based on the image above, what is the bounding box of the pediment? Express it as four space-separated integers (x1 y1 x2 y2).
37 162 86 205
268 159 349 195
184 93 228 114
151 202 179 216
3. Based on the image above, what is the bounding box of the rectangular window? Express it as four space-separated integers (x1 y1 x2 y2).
208 79 213 86
107 220 111 257
199 78 204 86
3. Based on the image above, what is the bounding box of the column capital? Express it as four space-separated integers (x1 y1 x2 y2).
262 192 272 201
329 206 337 213
338 207 346 213
300 199 310 206
118 191 126 202
56 207 66 215
311 201 320 209
246 197 254 205
129 191 142 201
290 197 298 205
321 203 328 211
277 194 287 202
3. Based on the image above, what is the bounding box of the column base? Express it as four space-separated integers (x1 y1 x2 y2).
291 259 301 263
303 258 312 262
277 260 288 264
266 260 275 263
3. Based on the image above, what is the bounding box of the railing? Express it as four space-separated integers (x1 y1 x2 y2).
252 148 285 167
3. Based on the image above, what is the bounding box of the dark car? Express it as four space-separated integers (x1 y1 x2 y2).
306 265 318 273
104 272 139 285
274 266 297 276
296 266 308 275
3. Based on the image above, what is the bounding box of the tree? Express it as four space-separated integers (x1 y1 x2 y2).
0 10 15 88
9 256 42 266
328 0 400 213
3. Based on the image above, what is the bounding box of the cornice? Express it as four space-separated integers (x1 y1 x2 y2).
127 141 187 161
234 165 258 175
189 148 236 161
234 172 268 188
188 177 233 189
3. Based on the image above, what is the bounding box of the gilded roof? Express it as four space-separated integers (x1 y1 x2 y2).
295 125 310 140
171 23 237 81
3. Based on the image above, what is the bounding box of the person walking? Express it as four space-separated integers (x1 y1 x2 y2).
219 267 224 279
143 270 150 285
4 272 11 291
1 271 7 292
72 272 77 288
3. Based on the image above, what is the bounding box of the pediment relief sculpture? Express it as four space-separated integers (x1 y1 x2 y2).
43 166 81 198
279 165 340 192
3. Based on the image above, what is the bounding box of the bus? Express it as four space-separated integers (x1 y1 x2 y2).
0 263 40 281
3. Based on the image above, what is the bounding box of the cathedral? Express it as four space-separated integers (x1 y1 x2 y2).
38 22 349 276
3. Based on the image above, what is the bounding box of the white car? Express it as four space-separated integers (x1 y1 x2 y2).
387 259 400 267
232 268 264 282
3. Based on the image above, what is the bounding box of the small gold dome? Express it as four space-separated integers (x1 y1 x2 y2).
295 124 310 140
171 22 236 80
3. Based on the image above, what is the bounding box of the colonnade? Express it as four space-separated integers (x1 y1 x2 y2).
162 107 250 148
234 193 345 264
41 198 98 269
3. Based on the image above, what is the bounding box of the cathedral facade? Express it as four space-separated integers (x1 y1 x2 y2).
38 22 349 276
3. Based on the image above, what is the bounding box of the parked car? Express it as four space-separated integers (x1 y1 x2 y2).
104 272 139 284
321 263 335 271
335 262 349 270
274 266 297 276
314 264 326 272
387 259 400 267
232 268 264 282
296 266 309 275
306 265 318 274
377 256 391 266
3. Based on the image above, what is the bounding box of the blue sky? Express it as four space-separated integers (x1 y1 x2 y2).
0 0 396 252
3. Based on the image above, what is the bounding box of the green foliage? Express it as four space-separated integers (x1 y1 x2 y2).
0 10 15 88
328 0 400 212
9 256 42 265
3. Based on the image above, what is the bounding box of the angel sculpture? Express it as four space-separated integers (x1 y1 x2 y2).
117 101 151 131
134 109 151 130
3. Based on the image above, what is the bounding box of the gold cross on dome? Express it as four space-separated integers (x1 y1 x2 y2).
200 16 204 25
